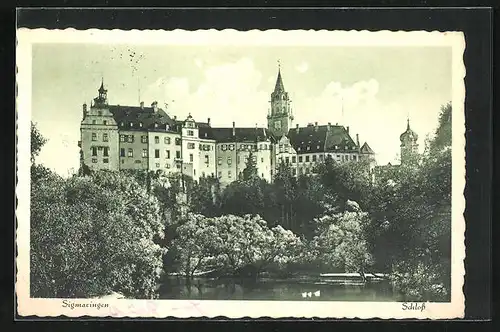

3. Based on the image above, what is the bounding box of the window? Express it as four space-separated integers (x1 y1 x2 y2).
279 144 283 153
252 155 257 162
285 145 289 153
92 158 97 163
165 150 170 159
319 155 324 161
139 122 143 128
292 156 296 163
103 133 109 142
261 157 264 163
155 136 160 144
353 155 357 161
103 147 109 157
128 135 135 143
227 157 232 165
175 138 181 145
98 111 103 116
218 171 222 178
262 173 264 177
228 170 232 178
103 158 109 163
92 120 96 125
92 133 97 141
128 148 133 157
194 169 196 176
120 135 125 142
285 157 290 164
91 147 97 156
103 120 107 125
164 137 171 144
141 136 148 143
292 168 296 176
298 167 303 175
312 155 317 162
305 167 310 174
187 143 195 149
187 130 194 136
205 155 209 164
176 151 181 159
306 146 310 151
337 154 341 161
305 156 310 162
142 149 148 158
218 157 222 165
155 149 160 158
299 156 303 162
189 154 193 162
120 148 125 157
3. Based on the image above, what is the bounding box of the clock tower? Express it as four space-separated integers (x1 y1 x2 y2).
267 65 293 137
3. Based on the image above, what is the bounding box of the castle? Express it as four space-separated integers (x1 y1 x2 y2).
78 67 412 186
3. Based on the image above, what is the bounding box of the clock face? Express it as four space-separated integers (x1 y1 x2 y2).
274 121 281 130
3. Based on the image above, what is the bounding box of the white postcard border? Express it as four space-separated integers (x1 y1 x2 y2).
16 28 466 319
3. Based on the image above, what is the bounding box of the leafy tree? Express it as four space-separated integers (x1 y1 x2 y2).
189 176 220 217
241 151 259 181
273 160 297 230
31 121 47 164
311 203 374 281
30 170 165 299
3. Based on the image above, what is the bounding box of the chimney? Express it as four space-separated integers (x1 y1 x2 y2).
173 115 177 120
327 122 331 131
296 124 300 133
207 117 211 126
356 133 360 146
82 103 87 119
151 101 158 112
314 122 318 131
140 101 144 109
232 121 236 136
346 126 350 134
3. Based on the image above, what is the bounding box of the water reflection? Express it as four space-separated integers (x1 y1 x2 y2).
159 277 401 301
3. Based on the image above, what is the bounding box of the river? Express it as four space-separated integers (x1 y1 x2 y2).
159 276 403 301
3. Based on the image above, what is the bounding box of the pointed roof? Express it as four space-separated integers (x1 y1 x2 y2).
98 78 107 93
274 69 285 93
400 118 418 142
360 142 375 154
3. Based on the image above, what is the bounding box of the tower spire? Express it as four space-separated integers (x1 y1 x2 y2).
274 60 285 93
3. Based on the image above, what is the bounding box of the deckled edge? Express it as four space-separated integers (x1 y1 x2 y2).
15 28 466 319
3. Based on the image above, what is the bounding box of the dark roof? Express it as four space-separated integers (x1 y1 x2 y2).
360 142 375 154
109 105 179 131
210 127 274 143
287 124 358 154
400 119 418 141
274 69 285 93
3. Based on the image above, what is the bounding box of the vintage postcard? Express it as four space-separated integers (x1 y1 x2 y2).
16 28 466 319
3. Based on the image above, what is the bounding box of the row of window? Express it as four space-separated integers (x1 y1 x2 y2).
92 158 109 163
91 119 108 125
296 145 357 152
278 153 358 164
91 146 109 157
91 133 109 142
219 143 270 151
118 134 182 145
217 155 258 166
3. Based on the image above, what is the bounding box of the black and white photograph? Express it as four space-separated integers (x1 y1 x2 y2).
16 27 466 319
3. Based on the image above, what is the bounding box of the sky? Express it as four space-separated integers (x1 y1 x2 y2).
31 43 452 176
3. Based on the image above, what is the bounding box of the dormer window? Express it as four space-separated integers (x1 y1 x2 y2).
307 146 310 151
154 123 158 128
120 122 124 127
129 122 133 127
139 122 143 128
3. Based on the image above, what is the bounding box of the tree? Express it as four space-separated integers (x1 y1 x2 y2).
189 176 220 217
241 151 259 181
273 160 297 230
311 204 374 281
30 170 166 299
31 121 47 164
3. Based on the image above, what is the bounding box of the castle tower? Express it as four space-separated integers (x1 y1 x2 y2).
94 78 108 106
399 118 419 164
267 65 293 137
